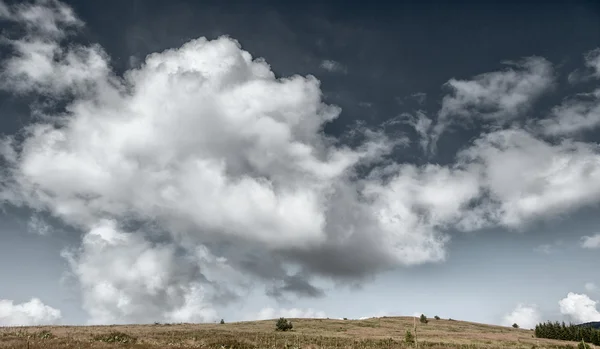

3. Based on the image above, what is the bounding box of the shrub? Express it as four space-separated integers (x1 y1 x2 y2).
434 315 440 320
220 319 225 324
420 314 428 324
578 341 591 349
513 323 519 329
404 329 414 344
276 317 293 331
343 318 348 320
34 331 54 340
93 332 136 344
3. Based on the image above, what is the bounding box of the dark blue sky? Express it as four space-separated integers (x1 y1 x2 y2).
4 0 600 158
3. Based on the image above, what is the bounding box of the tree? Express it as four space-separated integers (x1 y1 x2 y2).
434 315 440 320
220 319 225 324
534 321 600 345
512 323 519 329
276 317 293 331
404 329 414 344
419 314 428 324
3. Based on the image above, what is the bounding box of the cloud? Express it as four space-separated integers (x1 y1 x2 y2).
0 0 480 324
0 0 105 96
585 283 597 292
431 57 553 145
320 60 347 73
0 1 9 17
266 274 326 299
584 48 600 78
533 244 553 254
566 48 600 85
559 293 600 323
457 129 600 228
501 304 540 329
61 220 223 324
581 234 600 249
27 214 54 235
537 89 600 136
362 163 482 250
252 307 327 320
0 298 62 326
398 111 433 151
533 240 563 254
4 0 600 327
0 0 81 38
545 48 600 136
411 92 427 105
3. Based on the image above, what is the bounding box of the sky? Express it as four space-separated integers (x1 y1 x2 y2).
0 0 600 329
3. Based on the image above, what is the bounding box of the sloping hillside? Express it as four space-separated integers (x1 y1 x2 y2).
0 317 590 349
579 322 600 330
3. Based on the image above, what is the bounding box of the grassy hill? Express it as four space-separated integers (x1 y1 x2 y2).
0 316 592 349
578 322 600 330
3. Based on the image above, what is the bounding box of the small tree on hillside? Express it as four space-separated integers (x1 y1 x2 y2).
434 315 440 320
512 323 519 329
276 317 293 331
420 314 428 324
578 340 591 349
220 319 225 324
404 329 414 344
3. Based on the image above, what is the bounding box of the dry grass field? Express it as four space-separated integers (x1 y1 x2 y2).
0 317 592 349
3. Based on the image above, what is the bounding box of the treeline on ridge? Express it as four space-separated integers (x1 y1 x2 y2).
535 321 600 345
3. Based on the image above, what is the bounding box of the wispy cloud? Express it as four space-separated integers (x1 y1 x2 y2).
320 59 347 73
431 57 554 147
533 240 563 254
537 89 600 136
566 49 600 84
542 49 600 135
581 234 600 249
0 0 9 17
411 92 427 105
398 111 433 152
533 244 553 254
585 48 600 78
585 283 597 292
27 214 54 236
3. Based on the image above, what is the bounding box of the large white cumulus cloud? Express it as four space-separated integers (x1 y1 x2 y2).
0 298 62 326
559 293 600 323
10 36 363 250
0 0 464 324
